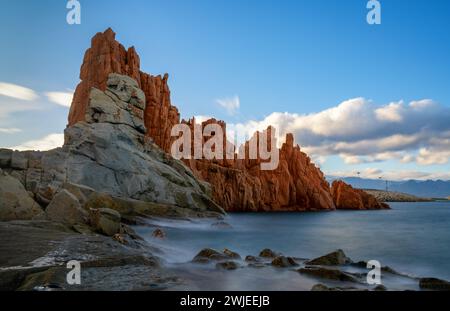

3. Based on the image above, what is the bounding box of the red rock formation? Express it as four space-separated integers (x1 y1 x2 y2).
68 28 180 152
180 117 335 211
68 28 387 212
331 180 390 210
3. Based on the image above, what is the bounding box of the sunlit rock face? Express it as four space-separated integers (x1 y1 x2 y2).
331 180 390 210
68 28 180 153
68 28 391 212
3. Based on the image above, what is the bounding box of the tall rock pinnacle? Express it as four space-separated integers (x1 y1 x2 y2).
68 28 180 152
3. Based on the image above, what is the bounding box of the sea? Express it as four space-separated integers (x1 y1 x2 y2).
135 201 450 290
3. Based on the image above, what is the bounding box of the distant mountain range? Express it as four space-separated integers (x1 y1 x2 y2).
327 177 450 199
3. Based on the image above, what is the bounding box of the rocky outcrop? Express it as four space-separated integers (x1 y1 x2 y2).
68 28 180 153
184 120 335 211
331 180 390 210
65 28 336 212
0 74 223 223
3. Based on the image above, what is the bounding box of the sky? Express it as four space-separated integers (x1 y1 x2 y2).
0 0 449 180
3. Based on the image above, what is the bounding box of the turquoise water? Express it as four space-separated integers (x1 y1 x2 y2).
136 202 450 283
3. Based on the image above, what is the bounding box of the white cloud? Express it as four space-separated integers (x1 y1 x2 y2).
9 133 64 151
230 98 450 166
0 82 39 101
0 128 21 134
375 101 404 122
45 91 73 107
216 95 240 115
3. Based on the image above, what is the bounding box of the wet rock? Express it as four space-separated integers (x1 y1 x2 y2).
152 228 166 239
223 248 241 259
192 248 239 263
0 170 43 221
46 189 88 225
419 278 450 291
89 208 121 236
216 261 240 270
271 256 298 267
245 255 260 262
113 233 128 245
298 266 359 282
311 284 361 291
306 249 352 266
259 248 280 258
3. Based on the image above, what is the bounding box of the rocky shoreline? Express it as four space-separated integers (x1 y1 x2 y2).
1 28 446 291
2 218 450 291
363 189 433 202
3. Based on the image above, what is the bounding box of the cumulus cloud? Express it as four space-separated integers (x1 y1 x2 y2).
230 98 450 166
0 82 39 101
45 91 73 107
9 133 64 151
216 96 240 115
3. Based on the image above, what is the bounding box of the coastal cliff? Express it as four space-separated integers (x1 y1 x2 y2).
68 28 378 212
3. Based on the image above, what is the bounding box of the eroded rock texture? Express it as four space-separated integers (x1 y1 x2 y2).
1 74 223 222
66 28 389 212
68 28 180 152
331 180 390 210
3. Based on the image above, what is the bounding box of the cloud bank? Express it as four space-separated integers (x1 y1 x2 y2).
229 98 450 166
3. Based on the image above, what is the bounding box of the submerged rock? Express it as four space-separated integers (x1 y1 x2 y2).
306 249 352 266
152 228 166 239
298 266 359 282
192 248 241 263
216 261 240 270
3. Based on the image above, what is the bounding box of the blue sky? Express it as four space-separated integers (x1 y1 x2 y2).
0 0 449 180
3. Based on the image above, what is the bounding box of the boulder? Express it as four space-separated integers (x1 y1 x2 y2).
192 248 240 263
259 249 280 258
271 256 298 267
0 170 43 221
306 249 352 266
298 266 358 282
45 189 88 225
89 208 121 236
223 248 241 259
